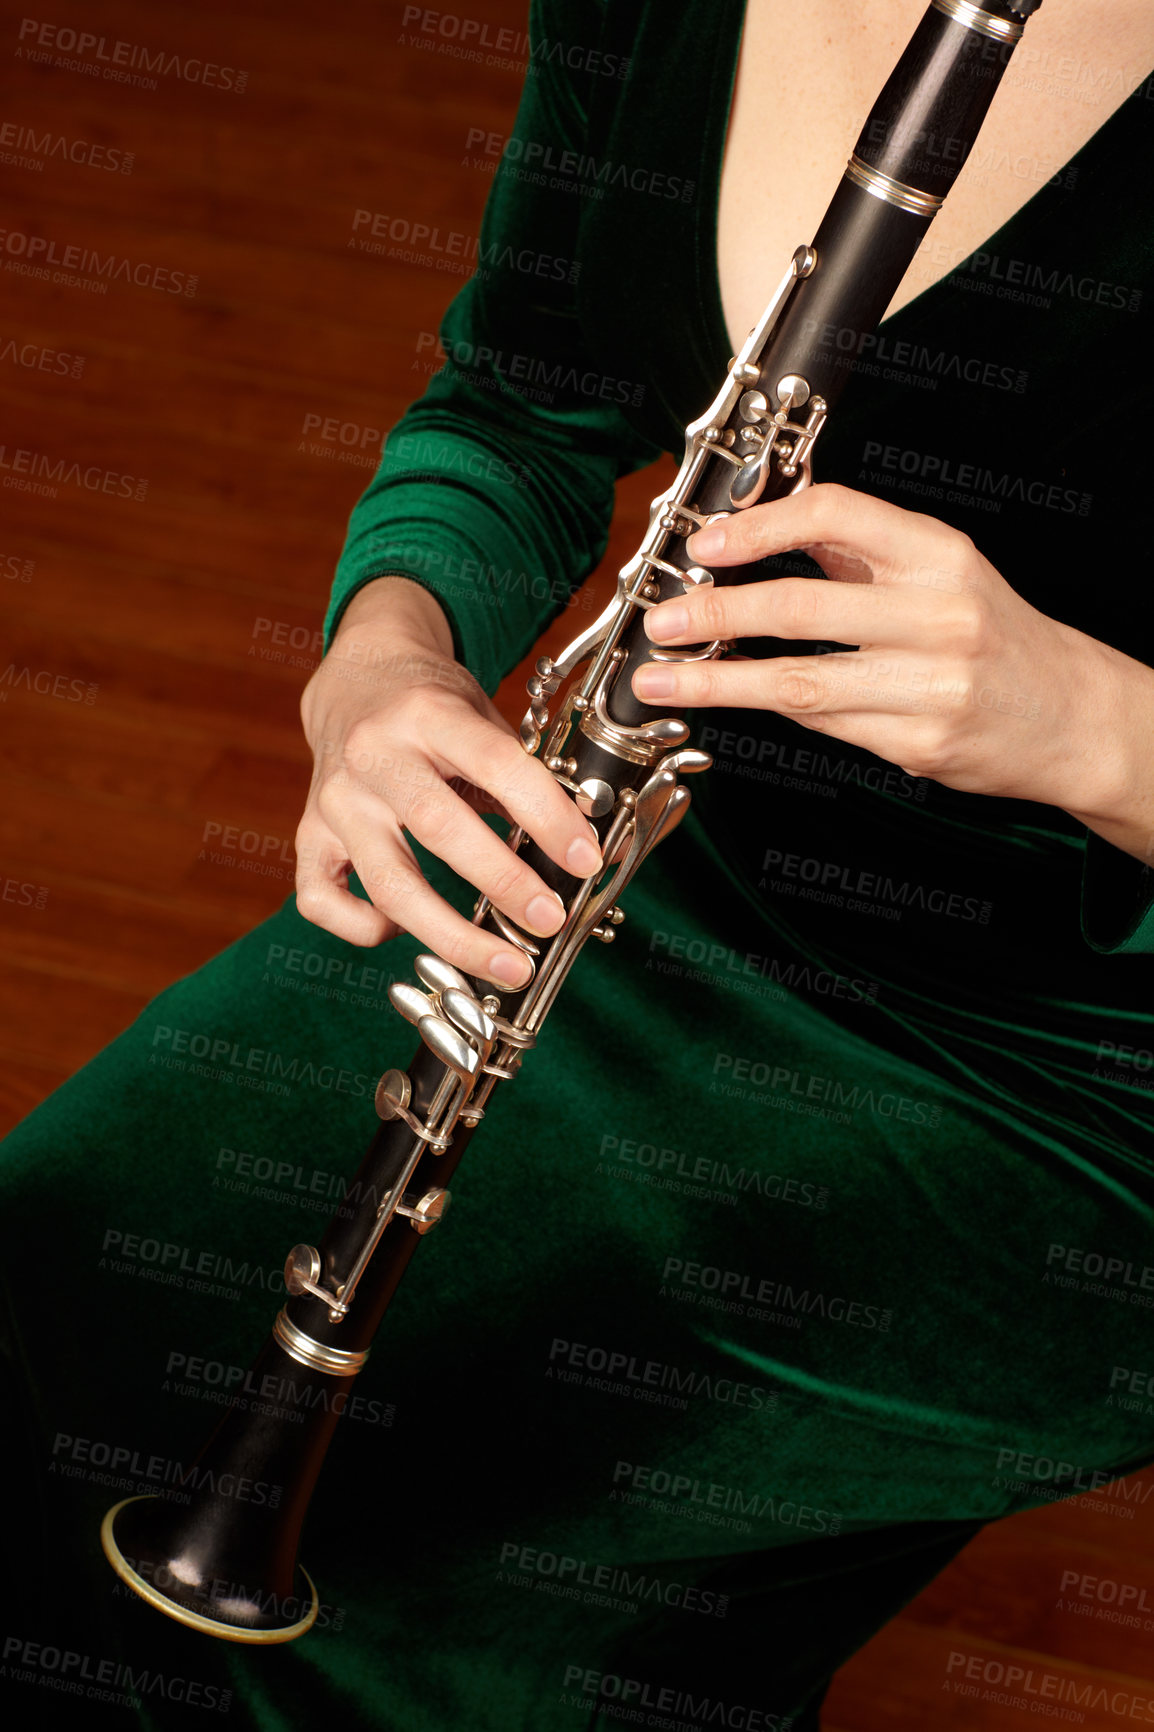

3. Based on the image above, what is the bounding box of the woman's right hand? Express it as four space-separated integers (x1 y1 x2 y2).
294 574 603 990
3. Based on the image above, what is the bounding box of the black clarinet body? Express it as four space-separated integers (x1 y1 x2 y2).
103 0 1043 1641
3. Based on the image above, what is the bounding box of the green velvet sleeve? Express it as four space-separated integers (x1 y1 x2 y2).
325 0 663 693
1080 830 1154 954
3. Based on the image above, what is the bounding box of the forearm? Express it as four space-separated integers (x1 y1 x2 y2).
1061 635 1154 869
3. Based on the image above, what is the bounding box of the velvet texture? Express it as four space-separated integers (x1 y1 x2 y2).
5 2 1154 1728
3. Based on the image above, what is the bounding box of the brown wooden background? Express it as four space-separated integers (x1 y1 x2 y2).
2 1 1152 1723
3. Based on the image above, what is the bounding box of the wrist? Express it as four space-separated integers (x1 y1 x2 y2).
331 573 455 661
303 575 460 752
1058 634 1154 865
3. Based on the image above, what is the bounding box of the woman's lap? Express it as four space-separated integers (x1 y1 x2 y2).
5 821 1154 1728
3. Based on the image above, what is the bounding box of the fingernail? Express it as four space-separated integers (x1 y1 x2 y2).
688 525 725 559
490 951 531 987
525 891 565 935
566 836 602 877
647 603 688 642
633 667 675 699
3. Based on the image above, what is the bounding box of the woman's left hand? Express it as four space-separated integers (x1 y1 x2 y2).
631 483 1148 839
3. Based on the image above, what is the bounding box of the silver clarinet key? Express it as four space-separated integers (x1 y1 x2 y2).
417 1014 481 1080
414 954 476 999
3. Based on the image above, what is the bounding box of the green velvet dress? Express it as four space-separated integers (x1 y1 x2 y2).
4 3 1153 1728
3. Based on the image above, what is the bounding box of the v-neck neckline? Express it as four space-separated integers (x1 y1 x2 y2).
697 1 1154 366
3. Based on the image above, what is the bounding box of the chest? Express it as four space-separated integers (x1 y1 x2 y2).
715 0 1154 351
576 0 1153 664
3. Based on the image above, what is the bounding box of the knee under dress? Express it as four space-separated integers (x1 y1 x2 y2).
4 3 1154 1728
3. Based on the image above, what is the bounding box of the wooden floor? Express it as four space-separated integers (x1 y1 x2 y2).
3 2 1152 1723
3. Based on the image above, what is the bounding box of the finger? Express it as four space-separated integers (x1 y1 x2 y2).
323 765 573 951
394 775 574 942
741 701 1007 799
684 481 972 587
333 705 599 913
787 710 965 787
335 810 539 989
632 650 973 718
448 712 603 880
294 812 400 948
644 574 970 652
446 775 515 826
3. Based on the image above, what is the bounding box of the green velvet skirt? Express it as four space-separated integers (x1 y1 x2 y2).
5 808 1154 1731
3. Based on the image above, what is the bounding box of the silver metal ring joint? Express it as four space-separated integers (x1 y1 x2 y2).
930 0 1024 43
274 1309 369 1377
844 155 945 217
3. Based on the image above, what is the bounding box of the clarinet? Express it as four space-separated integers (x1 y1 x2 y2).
103 0 1044 1641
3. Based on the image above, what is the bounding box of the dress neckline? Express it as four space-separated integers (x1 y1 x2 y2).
698 2 1154 365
